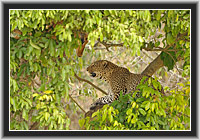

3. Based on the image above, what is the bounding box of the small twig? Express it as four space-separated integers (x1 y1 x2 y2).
69 94 86 114
143 47 184 52
103 42 124 47
93 47 108 50
74 73 108 95
143 48 164 52
142 51 154 61
98 40 124 51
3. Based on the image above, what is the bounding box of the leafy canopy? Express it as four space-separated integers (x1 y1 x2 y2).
10 10 190 130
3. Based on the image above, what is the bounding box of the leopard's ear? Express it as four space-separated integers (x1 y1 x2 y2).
102 60 108 68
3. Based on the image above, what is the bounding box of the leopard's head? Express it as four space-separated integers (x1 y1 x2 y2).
87 60 116 80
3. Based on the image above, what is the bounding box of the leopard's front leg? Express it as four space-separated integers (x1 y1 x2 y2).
90 94 114 110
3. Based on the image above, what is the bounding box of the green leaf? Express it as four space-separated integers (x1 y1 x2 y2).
132 102 136 108
136 97 145 103
102 109 107 122
53 109 59 118
113 120 118 126
150 116 155 125
56 93 61 105
45 40 50 48
104 10 109 16
26 46 33 56
186 42 190 48
151 103 155 112
44 112 50 121
156 11 161 21
158 120 164 125
13 79 19 92
145 101 150 111
131 116 137 124
23 121 29 130
139 108 146 116
79 119 85 128
100 33 103 42
166 33 174 45
152 80 158 90
35 49 41 59
127 115 132 123
155 41 160 47
49 39 55 56
61 68 66 81
139 36 144 42
109 114 113 123
38 83 45 92
160 51 176 71
58 115 61 124
90 37 95 47
12 98 17 112
142 87 149 97
22 109 28 121
92 110 99 118
126 108 132 115
30 39 41 50
18 50 22 58
67 30 72 42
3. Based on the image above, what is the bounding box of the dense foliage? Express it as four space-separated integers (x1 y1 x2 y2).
79 77 190 130
10 10 190 130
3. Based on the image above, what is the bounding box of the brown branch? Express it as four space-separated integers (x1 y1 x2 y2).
69 94 86 114
143 47 185 53
85 104 104 118
30 122 40 130
141 53 164 76
143 48 165 52
102 42 124 48
74 73 108 95
98 39 124 51
76 33 88 57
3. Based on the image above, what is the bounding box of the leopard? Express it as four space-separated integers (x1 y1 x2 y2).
86 60 164 110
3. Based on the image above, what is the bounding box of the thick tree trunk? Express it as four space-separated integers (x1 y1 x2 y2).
141 53 164 76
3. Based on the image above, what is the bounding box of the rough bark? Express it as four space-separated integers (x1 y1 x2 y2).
141 53 164 76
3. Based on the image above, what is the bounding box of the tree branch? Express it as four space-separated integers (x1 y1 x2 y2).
98 40 124 51
143 47 184 52
74 73 108 95
69 94 86 114
143 47 165 52
141 53 164 76
30 122 40 130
